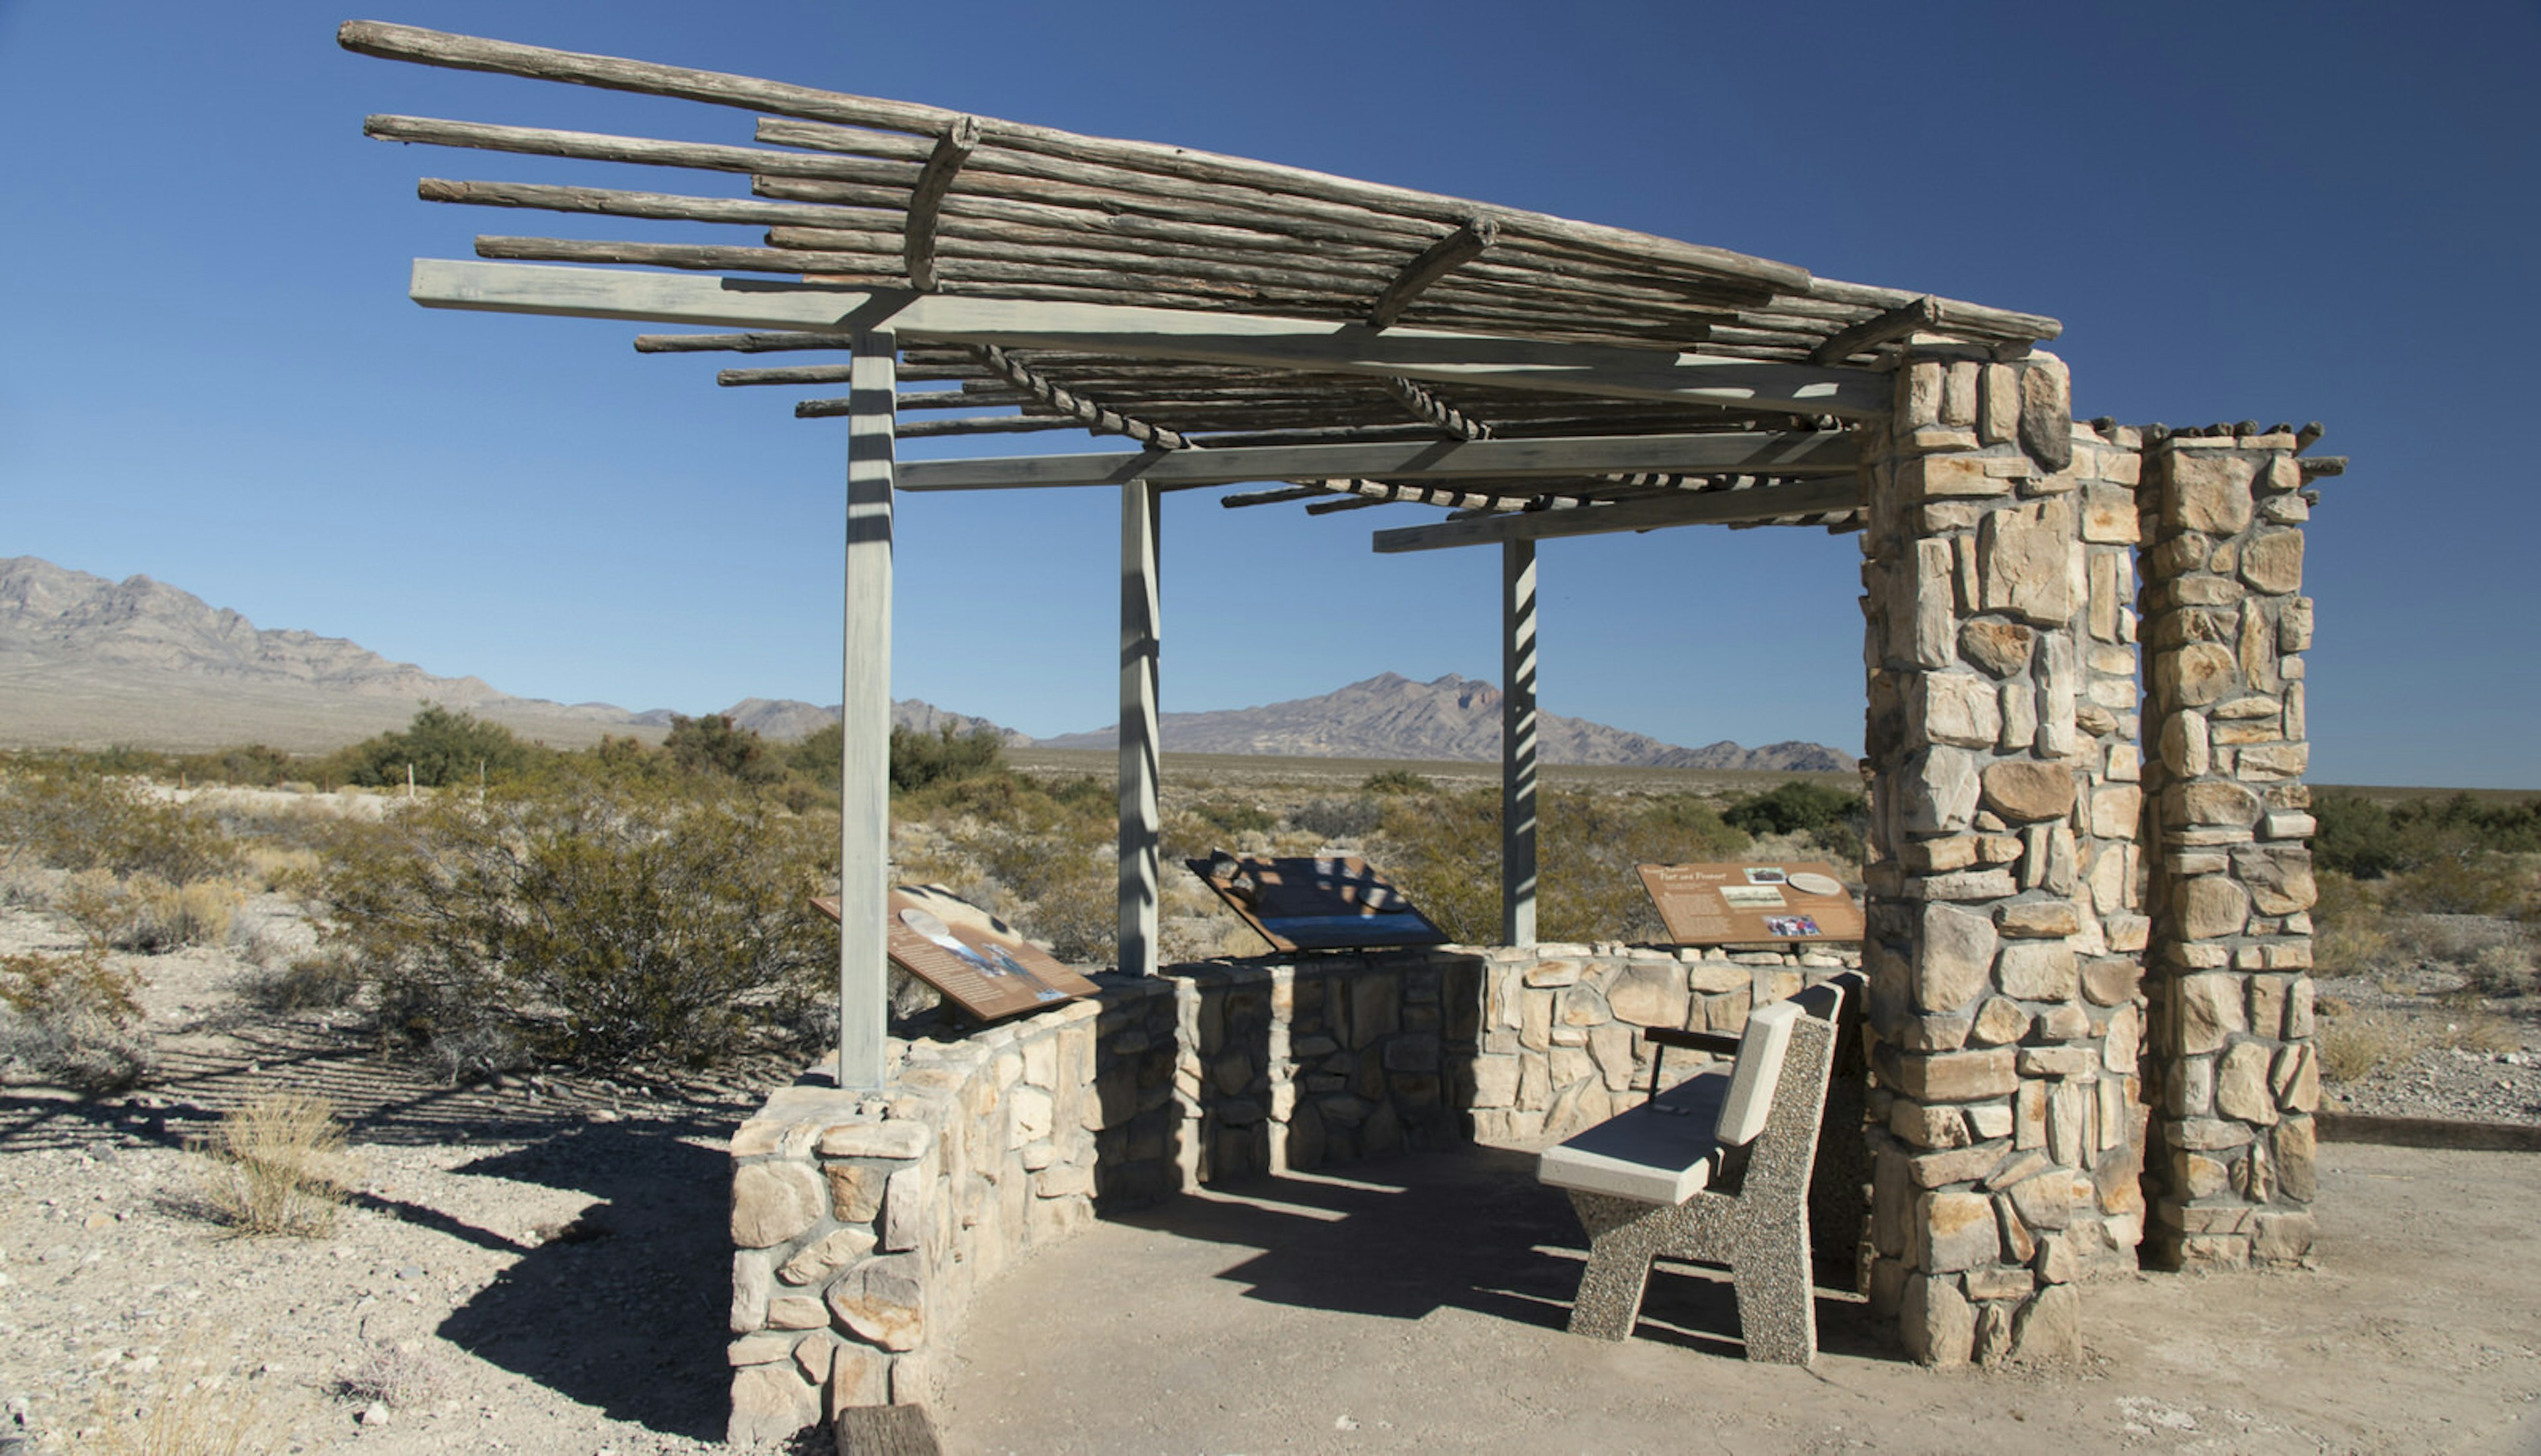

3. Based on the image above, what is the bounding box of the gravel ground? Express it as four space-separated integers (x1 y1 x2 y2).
0 898 819 1456
2315 948 2541 1126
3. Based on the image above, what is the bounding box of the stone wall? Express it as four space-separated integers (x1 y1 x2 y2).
2135 433 2320 1269
1466 942 1861 1144
1856 350 2151 1367
726 941 1862 1441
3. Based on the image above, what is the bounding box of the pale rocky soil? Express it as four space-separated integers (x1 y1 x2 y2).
0 895 814 1455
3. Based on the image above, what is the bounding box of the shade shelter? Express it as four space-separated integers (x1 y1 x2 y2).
343 19 2337 1402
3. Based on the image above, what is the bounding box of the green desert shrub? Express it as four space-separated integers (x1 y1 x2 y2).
316 771 836 1070
0 941 154 1090
325 703 542 790
663 712 782 783
0 769 238 884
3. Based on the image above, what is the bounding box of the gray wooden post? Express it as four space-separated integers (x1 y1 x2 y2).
1501 538 1538 945
1118 478 1162 977
838 328 895 1089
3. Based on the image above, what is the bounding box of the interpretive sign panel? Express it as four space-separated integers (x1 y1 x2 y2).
813 884 1100 1023
1636 861 1863 946
1186 852 1449 953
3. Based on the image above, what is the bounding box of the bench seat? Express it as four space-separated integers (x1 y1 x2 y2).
1536 1071 1732 1204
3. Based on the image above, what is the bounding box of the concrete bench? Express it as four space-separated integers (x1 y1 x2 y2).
1537 974 1859 1363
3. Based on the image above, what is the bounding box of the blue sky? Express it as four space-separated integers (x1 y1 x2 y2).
2 1 2534 787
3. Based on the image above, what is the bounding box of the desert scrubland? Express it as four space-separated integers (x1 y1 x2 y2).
1 710 2534 1451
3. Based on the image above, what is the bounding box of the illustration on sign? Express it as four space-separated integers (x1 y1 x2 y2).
1636 861 1864 946
1188 850 1449 953
813 884 1100 1023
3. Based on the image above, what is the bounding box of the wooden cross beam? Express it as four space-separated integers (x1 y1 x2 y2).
1369 476 1863 552
891 429 1856 492
408 260 1893 418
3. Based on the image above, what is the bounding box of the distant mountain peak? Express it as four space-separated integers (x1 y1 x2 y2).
1036 671 1853 771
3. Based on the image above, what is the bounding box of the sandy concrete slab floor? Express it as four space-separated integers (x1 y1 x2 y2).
937 1142 2541 1455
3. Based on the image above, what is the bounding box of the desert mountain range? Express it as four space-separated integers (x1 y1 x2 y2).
0 556 1852 769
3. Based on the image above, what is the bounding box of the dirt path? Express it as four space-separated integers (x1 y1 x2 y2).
938 1143 2541 1455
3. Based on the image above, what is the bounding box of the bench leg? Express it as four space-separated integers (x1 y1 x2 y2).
1728 1217 1816 1365
1565 1191 1668 1342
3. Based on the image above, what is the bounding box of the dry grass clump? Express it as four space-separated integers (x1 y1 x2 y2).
2431 1011 2523 1056
339 1342 453 1410
59 869 240 953
2464 942 2537 999
191 1093 358 1236
2315 1007 2423 1084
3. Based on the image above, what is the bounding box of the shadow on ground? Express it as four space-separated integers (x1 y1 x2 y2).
1108 1146 1892 1361
431 1119 733 1440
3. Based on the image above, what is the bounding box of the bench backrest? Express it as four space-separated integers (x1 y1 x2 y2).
1713 996 1801 1146
1714 977 1851 1148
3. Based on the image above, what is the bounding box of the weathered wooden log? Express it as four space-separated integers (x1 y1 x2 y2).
368 113 919 186
1370 217 1500 328
1382 376 1493 440
1807 294 1938 364
343 23 1806 292
1802 276 2061 343
904 118 979 291
968 345 1191 449
1218 484 1341 508
420 176 887 231
634 330 854 354
476 234 904 280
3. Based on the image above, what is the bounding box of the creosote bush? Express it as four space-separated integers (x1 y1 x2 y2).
0 768 238 884
191 1093 357 1237
317 771 837 1070
0 941 154 1090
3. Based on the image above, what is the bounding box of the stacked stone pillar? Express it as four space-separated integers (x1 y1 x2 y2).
2136 433 2319 1269
1858 349 2149 1365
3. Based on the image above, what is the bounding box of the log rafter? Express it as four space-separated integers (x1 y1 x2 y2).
352 23 2071 534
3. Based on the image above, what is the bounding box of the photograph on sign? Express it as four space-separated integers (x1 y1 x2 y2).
1636 861 1865 947
812 884 1100 1023
1188 851 1448 953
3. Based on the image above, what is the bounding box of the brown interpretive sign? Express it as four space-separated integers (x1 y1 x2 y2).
1636 861 1864 946
813 884 1100 1023
1187 851 1449 953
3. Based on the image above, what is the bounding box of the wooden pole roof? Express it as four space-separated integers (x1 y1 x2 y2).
346 20 2067 537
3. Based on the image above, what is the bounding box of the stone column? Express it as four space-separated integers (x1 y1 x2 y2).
2136 432 2319 1269
1858 349 2147 1365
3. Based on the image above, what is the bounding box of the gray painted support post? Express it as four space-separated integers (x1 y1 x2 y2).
1118 479 1162 977
838 329 895 1089
1501 538 1538 945
1118 480 1163 976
